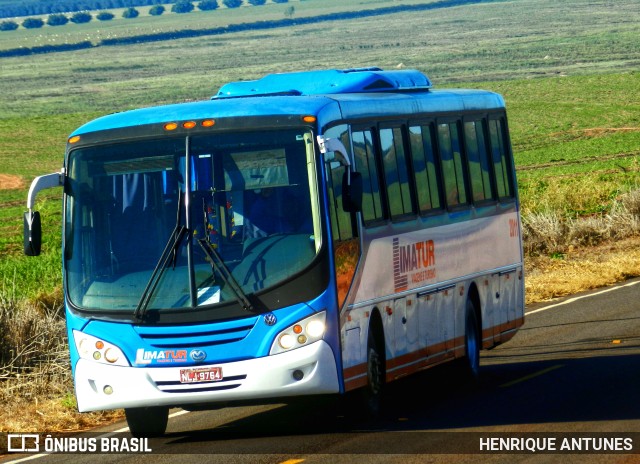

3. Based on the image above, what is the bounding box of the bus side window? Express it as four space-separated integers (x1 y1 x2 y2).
437 122 468 207
464 120 493 203
379 127 414 219
489 118 514 199
409 124 441 212
327 163 353 240
352 129 384 224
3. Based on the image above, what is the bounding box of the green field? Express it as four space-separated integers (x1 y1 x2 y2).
1 0 639 299
0 0 440 51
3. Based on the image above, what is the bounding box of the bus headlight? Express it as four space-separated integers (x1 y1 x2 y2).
73 331 130 367
306 319 325 338
270 311 326 355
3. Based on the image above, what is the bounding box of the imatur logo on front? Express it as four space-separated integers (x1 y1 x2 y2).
135 349 188 364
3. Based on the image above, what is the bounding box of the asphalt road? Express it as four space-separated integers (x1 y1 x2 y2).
4 278 640 463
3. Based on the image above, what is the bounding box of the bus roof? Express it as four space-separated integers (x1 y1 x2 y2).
214 67 433 98
70 69 505 137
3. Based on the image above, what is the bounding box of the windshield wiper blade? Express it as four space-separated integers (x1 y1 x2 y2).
134 224 188 320
197 238 256 313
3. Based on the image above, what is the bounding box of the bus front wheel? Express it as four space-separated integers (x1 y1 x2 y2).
363 323 385 417
125 406 169 438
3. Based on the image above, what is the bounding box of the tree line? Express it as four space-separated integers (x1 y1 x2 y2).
0 0 291 21
0 0 168 19
0 0 495 55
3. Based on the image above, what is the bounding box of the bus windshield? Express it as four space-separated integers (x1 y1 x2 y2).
64 129 321 314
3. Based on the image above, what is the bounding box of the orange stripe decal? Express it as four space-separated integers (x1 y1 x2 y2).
343 318 525 389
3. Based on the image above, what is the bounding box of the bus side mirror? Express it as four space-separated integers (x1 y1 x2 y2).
24 211 42 256
23 170 64 257
342 171 362 213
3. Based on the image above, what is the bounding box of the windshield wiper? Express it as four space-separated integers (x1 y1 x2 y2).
134 189 187 320
134 224 188 320
197 238 257 313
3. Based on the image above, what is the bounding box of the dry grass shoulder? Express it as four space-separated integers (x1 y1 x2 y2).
1 397 123 434
524 189 640 303
0 292 124 433
525 236 640 304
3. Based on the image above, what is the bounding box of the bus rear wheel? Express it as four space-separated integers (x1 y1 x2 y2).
463 298 481 380
125 406 169 438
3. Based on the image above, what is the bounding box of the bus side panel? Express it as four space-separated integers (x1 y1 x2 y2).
341 210 523 391
352 212 521 305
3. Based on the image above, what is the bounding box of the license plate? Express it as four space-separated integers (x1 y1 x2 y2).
179 367 223 384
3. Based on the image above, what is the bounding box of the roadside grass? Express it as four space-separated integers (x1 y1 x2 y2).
0 287 123 433
523 189 640 255
0 0 639 434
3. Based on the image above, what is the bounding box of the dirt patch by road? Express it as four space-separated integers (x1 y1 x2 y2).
0 174 24 190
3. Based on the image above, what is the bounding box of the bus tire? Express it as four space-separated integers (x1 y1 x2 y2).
363 321 385 418
463 298 481 380
125 406 169 438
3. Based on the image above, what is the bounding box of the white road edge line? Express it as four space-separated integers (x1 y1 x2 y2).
526 280 640 316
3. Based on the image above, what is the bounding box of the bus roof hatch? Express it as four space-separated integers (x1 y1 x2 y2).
213 68 432 99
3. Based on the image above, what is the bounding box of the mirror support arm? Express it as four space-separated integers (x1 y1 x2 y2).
27 169 65 213
317 136 351 167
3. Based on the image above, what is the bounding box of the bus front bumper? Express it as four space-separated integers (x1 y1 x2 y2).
74 340 340 412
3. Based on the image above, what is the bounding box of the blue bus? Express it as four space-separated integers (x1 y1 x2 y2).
25 67 524 437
